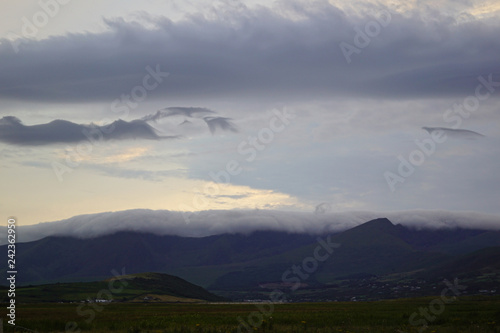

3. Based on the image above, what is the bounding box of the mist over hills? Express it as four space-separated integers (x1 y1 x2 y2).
1 209 499 246
3 216 500 301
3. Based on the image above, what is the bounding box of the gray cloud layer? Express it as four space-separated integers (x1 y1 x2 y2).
1 3 499 102
1 209 499 245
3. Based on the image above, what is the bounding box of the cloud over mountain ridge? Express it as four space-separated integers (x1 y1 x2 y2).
2 209 499 246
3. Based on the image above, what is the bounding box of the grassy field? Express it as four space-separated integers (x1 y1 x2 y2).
1 296 500 332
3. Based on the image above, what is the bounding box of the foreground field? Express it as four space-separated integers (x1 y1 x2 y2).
1 296 500 332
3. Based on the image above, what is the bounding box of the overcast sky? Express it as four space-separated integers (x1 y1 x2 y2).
1 0 499 229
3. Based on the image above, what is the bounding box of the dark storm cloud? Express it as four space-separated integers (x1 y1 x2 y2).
0 3 499 102
0 106 239 145
0 116 176 145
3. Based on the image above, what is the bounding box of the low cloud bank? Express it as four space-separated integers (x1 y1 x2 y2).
1 209 499 245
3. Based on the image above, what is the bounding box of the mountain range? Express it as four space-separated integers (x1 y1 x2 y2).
3 218 500 301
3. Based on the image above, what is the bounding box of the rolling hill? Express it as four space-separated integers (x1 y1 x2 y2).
0 272 225 303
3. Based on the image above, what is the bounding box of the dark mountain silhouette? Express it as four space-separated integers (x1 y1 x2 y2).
3 218 500 300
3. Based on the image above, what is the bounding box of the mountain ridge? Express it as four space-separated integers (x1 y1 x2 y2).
2 217 500 300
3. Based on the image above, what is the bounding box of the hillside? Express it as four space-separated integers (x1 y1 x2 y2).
4 230 318 286
1 272 225 303
206 218 445 290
